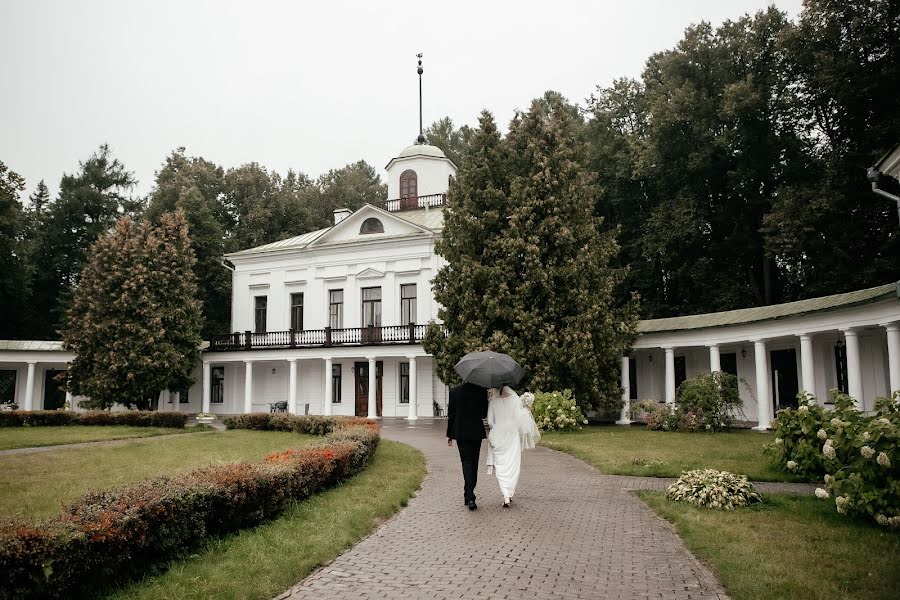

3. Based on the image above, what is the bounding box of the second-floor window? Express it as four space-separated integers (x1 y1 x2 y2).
361 287 382 328
329 289 343 329
254 296 267 333
400 283 417 324
290 292 304 330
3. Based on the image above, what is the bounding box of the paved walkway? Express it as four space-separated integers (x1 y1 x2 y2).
280 418 812 600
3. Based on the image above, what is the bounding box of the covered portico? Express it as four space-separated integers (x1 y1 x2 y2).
194 346 441 420
0 341 76 411
617 283 900 429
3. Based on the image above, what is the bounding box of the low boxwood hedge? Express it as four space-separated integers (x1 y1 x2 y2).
222 412 373 435
0 418 378 599
0 411 188 429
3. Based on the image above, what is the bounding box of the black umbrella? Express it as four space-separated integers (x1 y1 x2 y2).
454 351 525 389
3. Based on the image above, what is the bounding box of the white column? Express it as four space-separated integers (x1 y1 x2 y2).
323 357 333 415
752 340 771 430
202 361 211 413
616 356 632 425
244 361 254 414
708 344 721 373
65 389 74 412
883 323 900 395
367 356 378 419
288 359 298 415
799 333 816 399
842 329 863 409
664 347 676 405
173 391 180 412
407 356 418 421
24 361 36 411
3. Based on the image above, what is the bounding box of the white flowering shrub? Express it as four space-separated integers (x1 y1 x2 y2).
768 390 900 527
531 390 587 432
665 469 761 509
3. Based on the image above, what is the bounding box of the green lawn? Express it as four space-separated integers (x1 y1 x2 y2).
0 424 198 451
639 491 900 600
107 440 426 600
541 425 800 481
0 430 316 519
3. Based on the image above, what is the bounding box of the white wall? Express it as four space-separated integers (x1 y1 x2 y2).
386 155 456 199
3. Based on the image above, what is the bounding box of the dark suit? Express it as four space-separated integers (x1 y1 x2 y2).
447 382 488 503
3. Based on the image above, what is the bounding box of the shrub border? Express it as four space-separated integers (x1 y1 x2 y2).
0 410 188 429
0 415 379 599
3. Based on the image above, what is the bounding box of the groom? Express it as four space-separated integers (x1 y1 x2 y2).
446 380 488 510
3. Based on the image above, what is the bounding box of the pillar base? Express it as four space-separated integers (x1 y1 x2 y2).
406 415 419 421
615 418 633 425
751 424 771 432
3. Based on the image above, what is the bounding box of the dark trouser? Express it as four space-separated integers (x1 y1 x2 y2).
457 439 481 503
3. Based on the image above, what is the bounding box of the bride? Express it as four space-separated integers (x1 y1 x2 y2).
485 386 541 507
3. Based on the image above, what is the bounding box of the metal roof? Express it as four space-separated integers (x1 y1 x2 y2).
228 227 330 257
637 282 898 333
0 340 67 351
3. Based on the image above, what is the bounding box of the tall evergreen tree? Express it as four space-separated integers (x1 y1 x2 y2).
30 145 138 337
426 100 638 412
0 161 29 339
63 209 202 410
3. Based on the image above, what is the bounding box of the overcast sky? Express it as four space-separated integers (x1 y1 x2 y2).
2 0 804 201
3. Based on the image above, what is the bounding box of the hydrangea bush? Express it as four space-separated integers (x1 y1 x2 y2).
665 469 761 509
767 390 899 527
636 373 744 433
531 390 587 432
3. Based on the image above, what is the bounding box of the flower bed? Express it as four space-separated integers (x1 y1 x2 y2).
531 390 587 432
0 417 378 599
0 410 188 428
766 390 899 527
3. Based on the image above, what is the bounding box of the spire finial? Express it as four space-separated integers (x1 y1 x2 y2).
416 53 426 144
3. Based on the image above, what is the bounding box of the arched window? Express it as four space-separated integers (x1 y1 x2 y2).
360 217 384 234
399 169 418 209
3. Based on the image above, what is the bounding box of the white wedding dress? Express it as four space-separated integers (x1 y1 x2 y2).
485 387 541 501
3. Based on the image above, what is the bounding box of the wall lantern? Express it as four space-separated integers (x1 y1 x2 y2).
272 368 277 375
741 348 747 359
836 339 844 349
648 354 653 363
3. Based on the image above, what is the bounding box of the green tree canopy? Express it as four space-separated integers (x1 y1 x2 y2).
0 161 29 339
30 144 139 337
425 99 638 412
63 209 202 410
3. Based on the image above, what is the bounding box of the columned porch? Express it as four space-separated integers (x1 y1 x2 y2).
193 346 445 419
623 297 900 429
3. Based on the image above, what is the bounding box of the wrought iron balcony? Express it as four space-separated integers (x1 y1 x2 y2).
207 324 429 352
373 193 447 213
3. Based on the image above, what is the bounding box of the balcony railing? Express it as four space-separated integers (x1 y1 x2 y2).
374 193 447 213
207 323 430 352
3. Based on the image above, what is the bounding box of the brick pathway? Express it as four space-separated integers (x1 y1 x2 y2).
279 418 811 600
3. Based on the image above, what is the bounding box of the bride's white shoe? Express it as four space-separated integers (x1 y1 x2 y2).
503 496 511 508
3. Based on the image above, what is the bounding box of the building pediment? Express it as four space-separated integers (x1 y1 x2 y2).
356 267 385 279
308 204 432 247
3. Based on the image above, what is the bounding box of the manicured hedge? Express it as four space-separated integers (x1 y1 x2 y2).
0 418 379 599
222 412 374 435
0 410 188 429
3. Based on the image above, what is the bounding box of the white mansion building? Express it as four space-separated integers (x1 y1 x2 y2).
2 141 899 426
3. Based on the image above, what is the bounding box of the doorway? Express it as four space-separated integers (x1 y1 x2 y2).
354 361 383 417
770 349 799 411
43 369 66 410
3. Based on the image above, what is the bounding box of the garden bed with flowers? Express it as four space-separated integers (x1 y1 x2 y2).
0 416 381 600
